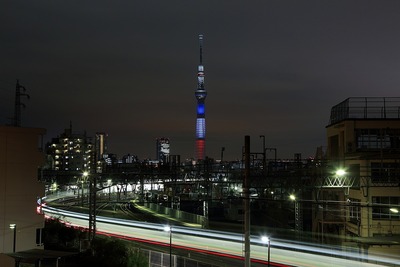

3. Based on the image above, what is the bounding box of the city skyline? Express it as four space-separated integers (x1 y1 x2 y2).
2 1 400 160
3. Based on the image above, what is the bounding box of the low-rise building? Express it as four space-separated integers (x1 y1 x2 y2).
322 97 400 255
0 126 46 267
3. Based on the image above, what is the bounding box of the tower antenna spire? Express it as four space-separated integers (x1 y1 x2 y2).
199 34 203 65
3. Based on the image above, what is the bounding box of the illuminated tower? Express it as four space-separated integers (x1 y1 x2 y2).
195 34 207 160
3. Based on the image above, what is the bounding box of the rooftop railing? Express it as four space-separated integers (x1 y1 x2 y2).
329 97 400 124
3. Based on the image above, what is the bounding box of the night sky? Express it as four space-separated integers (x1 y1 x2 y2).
1 1 400 161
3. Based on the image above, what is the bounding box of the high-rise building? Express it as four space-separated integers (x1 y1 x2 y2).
156 137 170 162
46 124 93 175
195 34 207 160
95 132 107 161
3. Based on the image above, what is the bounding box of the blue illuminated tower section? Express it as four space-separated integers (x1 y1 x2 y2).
195 34 207 160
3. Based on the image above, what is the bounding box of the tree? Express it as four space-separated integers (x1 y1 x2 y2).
85 237 147 267
44 218 148 266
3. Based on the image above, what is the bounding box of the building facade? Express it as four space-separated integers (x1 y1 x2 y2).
45 125 94 184
156 137 170 163
0 126 46 267
323 97 400 254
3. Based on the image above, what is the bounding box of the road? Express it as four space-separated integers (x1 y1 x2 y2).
42 204 399 267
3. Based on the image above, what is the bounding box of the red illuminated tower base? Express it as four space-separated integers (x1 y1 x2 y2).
196 140 205 160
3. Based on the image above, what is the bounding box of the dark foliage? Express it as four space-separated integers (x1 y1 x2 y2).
44 218 148 266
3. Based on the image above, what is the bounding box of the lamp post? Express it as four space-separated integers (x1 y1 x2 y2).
9 224 16 253
164 225 172 266
261 236 270 266
290 194 300 232
81 171 88 206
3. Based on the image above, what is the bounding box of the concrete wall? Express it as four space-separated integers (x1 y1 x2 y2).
0 126 46 267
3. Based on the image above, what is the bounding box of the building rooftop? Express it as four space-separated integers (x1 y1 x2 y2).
5 249 78 265
329 97 400 125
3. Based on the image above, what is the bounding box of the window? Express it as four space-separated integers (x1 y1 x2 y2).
348 198 361 224
372 196 400 220
371 163 400 183
356 128 400 150
329 135 339 158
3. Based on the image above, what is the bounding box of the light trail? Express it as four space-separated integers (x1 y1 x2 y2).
43 205 399 267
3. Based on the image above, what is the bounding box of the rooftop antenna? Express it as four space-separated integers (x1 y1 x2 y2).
14 79 30 127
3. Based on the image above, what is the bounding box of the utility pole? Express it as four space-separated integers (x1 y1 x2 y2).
14 80 30 127
244 136 251 267
88 172 97 242
88 150 97 242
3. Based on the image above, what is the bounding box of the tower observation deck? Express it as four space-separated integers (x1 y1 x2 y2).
195 34 207 160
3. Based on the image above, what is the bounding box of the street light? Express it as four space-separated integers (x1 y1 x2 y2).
335 169 346 177
390 208 399 214
164 225 172 266
51 182 57 192
9 224 16 253
261 236 271 266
